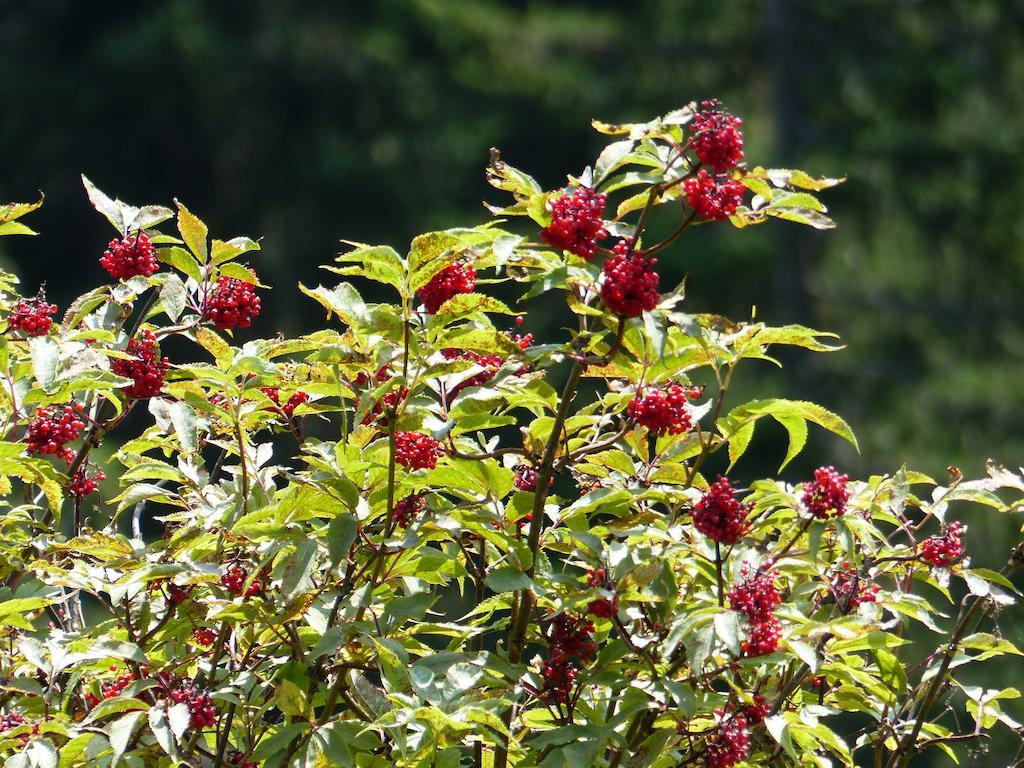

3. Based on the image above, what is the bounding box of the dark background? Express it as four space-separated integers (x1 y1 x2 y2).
1 1 1022 763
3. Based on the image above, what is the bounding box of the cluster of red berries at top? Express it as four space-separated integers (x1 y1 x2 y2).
689 99 745 174
260 387 310 419
418 261 476 314
394 432 443 471
601 239 660 318
393 494 426 529
920 521 966 567
192 627 218 647
7 296 57 336
585 567 618 619
169 681 218 729
684 170 746 222
694 477 752 545
628 382 700 436
728 563 782 657
540 613 597 706
221 564 262 597
100 232 159 280
69 465 105 498
830 561 880 611
26 403 86 458
112 329 168 399
539 185 609 260
802 466 850 519
203 274 262 330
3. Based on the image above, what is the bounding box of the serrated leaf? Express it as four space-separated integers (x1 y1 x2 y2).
773 414 808 471
159 274 187 322
175 200 208 263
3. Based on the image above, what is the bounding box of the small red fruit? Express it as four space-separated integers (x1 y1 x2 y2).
100 232 159 280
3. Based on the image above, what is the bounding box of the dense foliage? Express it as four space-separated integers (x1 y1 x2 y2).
0 103 1021 768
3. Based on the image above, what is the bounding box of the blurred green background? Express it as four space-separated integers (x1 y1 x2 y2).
1 1 1022 762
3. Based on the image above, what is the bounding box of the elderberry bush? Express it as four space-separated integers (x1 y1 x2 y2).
0 102 1020 768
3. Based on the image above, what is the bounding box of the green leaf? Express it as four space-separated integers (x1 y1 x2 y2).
434 293 514 317
327 513 357 570
157 246 203 284
299 283 366 327
211 236 260 265
485 567 532 593
174 200 208 263
29 337 60 391
159 274 187 322
721 398 859 453
727 420 756 471
275 679 310 718
329 242 405 296
773 414 808 471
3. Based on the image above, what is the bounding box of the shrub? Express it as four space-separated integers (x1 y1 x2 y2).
0 103 1020 768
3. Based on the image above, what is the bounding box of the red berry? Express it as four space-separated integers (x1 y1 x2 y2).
221 565 262 597
100 670 136 700
601 239 659 318
394 432 442 471
100 232 159 280
547 613 597 664
694 477 751 545
705 714 750 768
228 751 258 768
392 494 426 529
728 564 781 624
167 583 191 605
539 186 608 261
203 275 262 330
921 521 966 567
683 170 745 221
830 561 880 610
689 100 745 173
628 382 692 436
7 297 57 337
260 387 309 419
0 712 26 732
742 694 770 724
112 329 168 399
68 465 104 498
192 627 217 646
169 682 218 729
802 466 850 519
442 348 504 396
353 366 408 426
26 403 86 456
585 568 618 619
514 464 538 492
418 262 476 314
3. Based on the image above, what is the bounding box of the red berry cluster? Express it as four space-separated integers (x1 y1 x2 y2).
69 465 105 498
920 521 966 567
101 669 136 700
601 239 660 318
704 714 751 768
203 275 262 330
541 614 596 705
353 367 407 426
7 297 57 336
167 582 191 605
26 403 86 457
802 466 850 519
394 432 442 470
100 232 159 280
442 348 504 396
0 712 25 733
628 382 695 436
228 751 258 768
418 262 476 314
112 329 168 399
684 170 746 221
539 186 608 260
585 567 618 619
694 477 752 545
392 494 426 529
221 565 262 597
728 564 782 657
830 561 880 610
192 627 217 647
689 100 745 173
741 694 770 724
169 682 218 729
514 464 538 492
260 387 310 419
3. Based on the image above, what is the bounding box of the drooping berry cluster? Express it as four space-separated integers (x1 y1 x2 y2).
694 477 752 545
514 464 538 492
585 568 618 619
418 262 476 314
100 232 159 280
920 521 966 567
601 239 660 318
203 275 262 330
69 465 105 498
26 403 86 457
442 348 504 396
802 466 850 519
221 565 262 597
689 100 745 173
628 382 695 436
169 682 218 729
260 387 310 419
7 297 57 336
541 614 597 705
392 494 426 529
704 714 751 768
684 170 745 221
192 627 217 647
538 186 608 260
112 329 168 399
394 432 442 470
728 563 782 657
830 561 880 610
